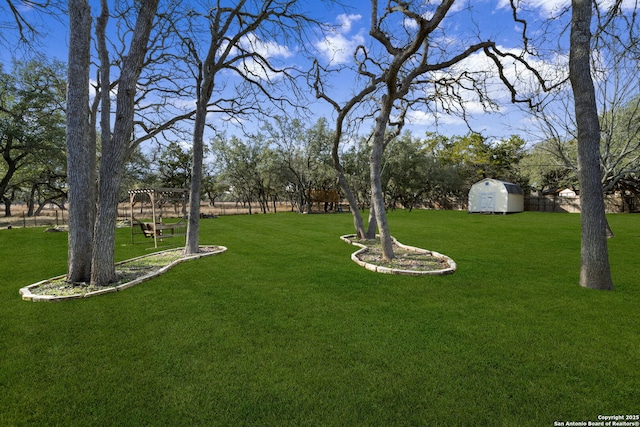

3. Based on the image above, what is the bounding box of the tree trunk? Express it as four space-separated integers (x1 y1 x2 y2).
570 0 614 290
0 163 14 210
92 159 123 285
366 198 377 239
66 0 94 283
305 187 312 214
3 197 11 217
185 107 206 255
91 0 159 286
26 185 35 216
331 129 368 238
336 162 368 239
370 98 394 260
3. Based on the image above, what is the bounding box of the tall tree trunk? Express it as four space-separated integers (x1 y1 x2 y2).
92 159 123 285
570 0 614 290
91 0 159 286
185 106 206 255
331 126 368 238
370 97 394 260
66 0 94 283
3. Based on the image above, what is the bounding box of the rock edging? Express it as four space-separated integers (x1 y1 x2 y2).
340 234 456 276
19 245 227 302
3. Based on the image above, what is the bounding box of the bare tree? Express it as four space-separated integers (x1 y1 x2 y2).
591 4 640 200
313 62 379 239
0 0 63 47
171 0 324 254
527 1 640 209
315 0 551 259
89 0 160 286
67 0 201 287
569 0 614 290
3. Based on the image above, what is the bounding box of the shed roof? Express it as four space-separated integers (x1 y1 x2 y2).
503 182 524 195
471 179 524 195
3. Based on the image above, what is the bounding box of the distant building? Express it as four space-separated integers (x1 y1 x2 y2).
558 188 578 198
468 178 524 214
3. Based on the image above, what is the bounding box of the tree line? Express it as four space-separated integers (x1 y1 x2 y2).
3 58 638 220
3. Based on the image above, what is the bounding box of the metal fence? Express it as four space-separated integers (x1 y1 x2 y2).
118 201 297 222
0 210 67 229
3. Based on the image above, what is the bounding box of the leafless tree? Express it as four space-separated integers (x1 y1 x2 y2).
520 0 636 289
589 3 640 200
168 0 328 254
69 0 325 284
66 0 207 286
527 2 640 201
89 0 160 286
0 0 63 48
315 0 555 260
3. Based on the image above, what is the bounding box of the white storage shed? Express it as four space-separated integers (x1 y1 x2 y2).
468 178 524 214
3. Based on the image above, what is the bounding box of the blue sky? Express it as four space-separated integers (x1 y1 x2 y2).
302 0 572 140
1 0 635 143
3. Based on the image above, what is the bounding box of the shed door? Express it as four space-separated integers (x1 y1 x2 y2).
480 192 495 212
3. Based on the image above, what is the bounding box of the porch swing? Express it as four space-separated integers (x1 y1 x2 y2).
128 188 189 248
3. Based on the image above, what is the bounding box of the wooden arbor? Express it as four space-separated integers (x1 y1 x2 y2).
309 189 347 213
128 188 188 248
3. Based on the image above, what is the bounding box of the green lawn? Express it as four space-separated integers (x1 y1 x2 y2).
1 210 638 426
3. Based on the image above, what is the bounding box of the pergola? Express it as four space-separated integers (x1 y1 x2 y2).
309 189 346 213
128 187 189 248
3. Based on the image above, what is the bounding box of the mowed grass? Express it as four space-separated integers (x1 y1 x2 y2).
0 210 638 426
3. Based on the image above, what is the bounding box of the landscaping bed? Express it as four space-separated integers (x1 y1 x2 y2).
340 234 456 275
19 245 226 301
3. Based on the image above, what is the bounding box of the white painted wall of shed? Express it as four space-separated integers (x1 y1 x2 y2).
468 178 524 213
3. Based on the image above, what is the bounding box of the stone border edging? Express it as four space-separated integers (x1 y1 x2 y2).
19 245 227 302
340 234 456 276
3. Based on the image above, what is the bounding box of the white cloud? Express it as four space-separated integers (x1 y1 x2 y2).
236 34 296 81
403 43 569 137
496 0 636 15
315 14 365 65
336 13 360 33
215 32 295 81
407 109 466 127
218 32 294 62
496 0 568 15
445 46 568 102
239 33 295 59
237 57 283 81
